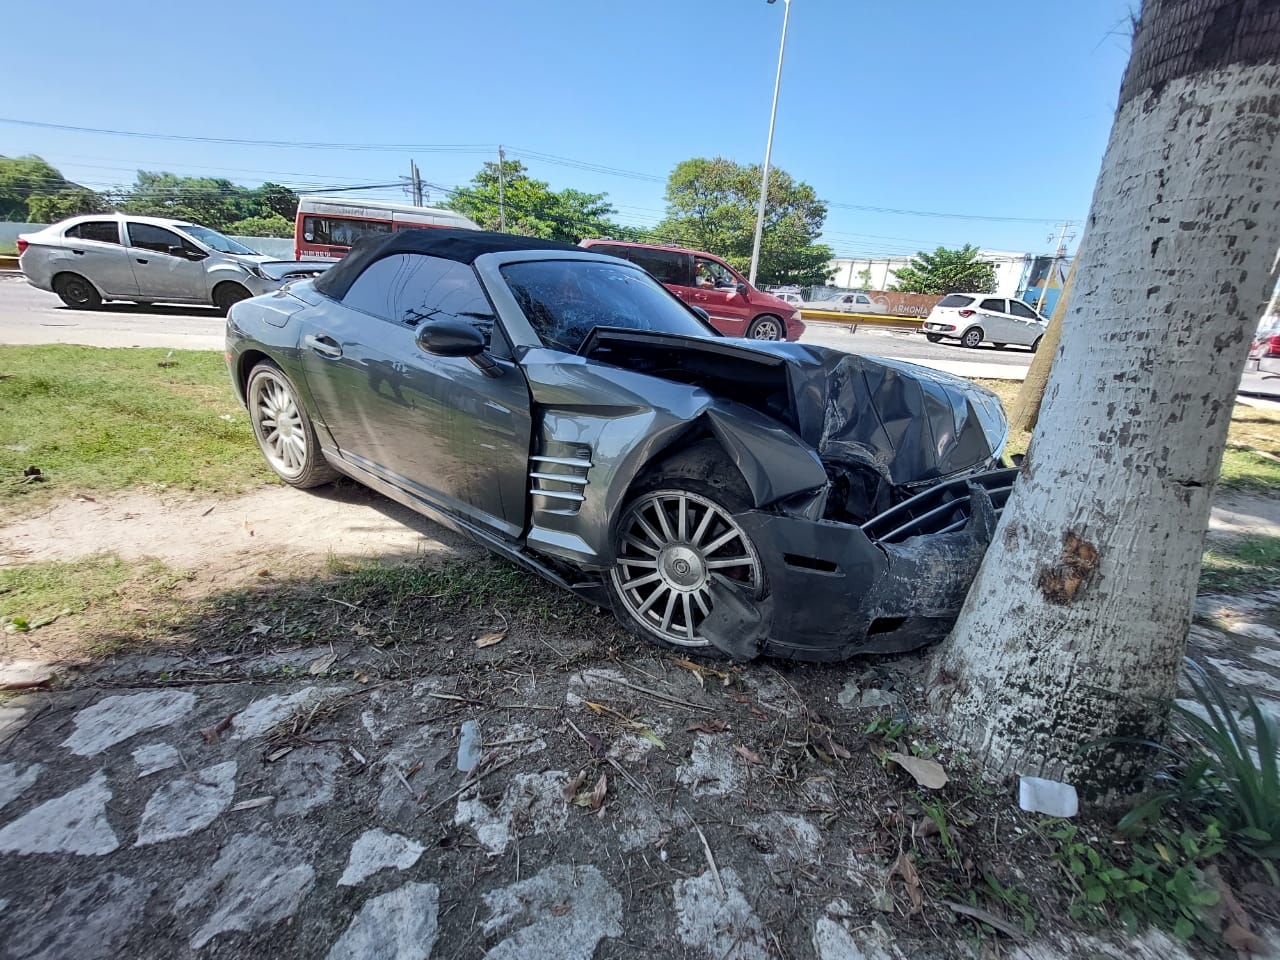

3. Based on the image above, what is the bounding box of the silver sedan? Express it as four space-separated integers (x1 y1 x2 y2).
18 214 326 313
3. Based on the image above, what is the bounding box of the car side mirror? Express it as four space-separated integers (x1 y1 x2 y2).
171 245 206 261
691 305 711 323
416 318 485 357
736 282 749 296
416 318 502 377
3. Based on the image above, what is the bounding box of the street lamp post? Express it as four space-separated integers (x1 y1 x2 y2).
748 0 792 287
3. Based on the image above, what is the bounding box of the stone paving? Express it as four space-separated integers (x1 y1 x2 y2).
0 595 1277 958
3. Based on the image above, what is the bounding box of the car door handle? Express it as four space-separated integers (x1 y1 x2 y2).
305 334 343 359
72 249 85 256
135 258 149 264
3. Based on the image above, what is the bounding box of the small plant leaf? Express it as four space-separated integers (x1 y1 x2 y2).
886 752 948 789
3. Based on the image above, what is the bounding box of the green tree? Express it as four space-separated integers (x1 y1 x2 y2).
120 172 253 231
252 183 299 222
225 214 294 238
891 245 997 295
0 155 106 221
653 157 834 287
446 160 620 243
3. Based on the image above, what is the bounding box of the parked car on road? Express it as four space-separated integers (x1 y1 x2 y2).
18 214 330 313
1247 316 1280 379
228 229 1015 661
578 239 803 341
921 294 1047 350
809 292 889 315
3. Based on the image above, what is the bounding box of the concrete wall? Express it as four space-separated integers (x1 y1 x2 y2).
0 223 43 248
1 222 295 260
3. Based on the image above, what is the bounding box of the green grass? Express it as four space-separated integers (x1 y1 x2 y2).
0 554 188 637
0 243 16 257
0 345 272 514
972 379 1280 494
1200 534 1280 594
327 555 572 616
1218 448 1280 493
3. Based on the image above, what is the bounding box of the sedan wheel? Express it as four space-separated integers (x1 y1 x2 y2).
747 316 784 340
611 488 762 649
53 273 102 310
246 362 338 489
925 333 943 343
961 327 984 349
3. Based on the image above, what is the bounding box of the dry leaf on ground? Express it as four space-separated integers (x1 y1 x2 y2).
308 653 338 675
686 719 729 735
891 851 924 914
886 752 948 789
476 632 506 648
562 771 587 801
200 714 233 744
735 744 764 765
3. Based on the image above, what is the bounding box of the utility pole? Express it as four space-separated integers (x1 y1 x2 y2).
749 0 792 287
497 146 507 233
410 159 423 207
1036 221 1076 314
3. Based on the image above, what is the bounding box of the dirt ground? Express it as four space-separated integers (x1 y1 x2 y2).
2 483 1279 960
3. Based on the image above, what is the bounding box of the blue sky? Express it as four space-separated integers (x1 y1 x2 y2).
3 0 1135 259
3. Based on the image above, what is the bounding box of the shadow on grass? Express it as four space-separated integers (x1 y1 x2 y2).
1200 534 1280 594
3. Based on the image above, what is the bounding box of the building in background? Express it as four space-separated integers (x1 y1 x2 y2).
826 249 1073 310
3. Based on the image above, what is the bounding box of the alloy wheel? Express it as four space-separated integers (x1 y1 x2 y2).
749 317 783 340
611 489 762 647
249 371 309 479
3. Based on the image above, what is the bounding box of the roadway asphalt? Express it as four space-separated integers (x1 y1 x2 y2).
0 276 1275 403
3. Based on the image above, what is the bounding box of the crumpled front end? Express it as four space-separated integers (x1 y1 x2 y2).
699 471 1013 661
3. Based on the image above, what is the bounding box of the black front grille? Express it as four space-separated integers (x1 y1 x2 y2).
860 468 1018 544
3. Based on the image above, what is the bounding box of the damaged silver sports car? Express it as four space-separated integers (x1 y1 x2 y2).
226 229 1017 660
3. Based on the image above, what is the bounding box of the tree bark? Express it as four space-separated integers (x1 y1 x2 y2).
928 0 1280 802
1010 257 1078 433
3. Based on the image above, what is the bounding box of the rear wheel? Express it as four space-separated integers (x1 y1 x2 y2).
608 444 764 653
961 327 984 349
214 282 252 315
246 362 338 489
925 333 943 343
746 315 784 340
53 273 101 310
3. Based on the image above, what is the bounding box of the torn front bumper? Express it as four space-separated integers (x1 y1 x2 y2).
700 469 1016 662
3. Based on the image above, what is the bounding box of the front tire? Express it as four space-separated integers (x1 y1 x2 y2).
1031 336 1044 353
246 362 338 489
746 315 784 341
961 327 984 349
608 444 764 653
53 274 102 310
214 282 252 315
925 333 943 343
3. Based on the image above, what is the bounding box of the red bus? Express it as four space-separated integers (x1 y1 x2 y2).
295 196 480 260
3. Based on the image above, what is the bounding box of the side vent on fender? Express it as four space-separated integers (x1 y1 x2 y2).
530 444 592 517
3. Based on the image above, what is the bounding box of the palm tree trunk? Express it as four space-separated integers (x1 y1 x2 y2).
928 0 1280 802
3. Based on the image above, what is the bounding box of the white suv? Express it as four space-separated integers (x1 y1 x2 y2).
921 294 1047 351
18 214 325 313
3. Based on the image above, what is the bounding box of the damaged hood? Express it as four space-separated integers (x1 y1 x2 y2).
581 331 1007 486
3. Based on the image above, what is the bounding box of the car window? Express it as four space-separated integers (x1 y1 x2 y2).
608 247 690 287
1008 300 1039 320
979 298 1007 313
179 224 258 255
694 257 738 290
501 259 711 353
303 216 391 248
938 294 975 308
342 253 494 337
65 221 121 244
127 223 188 255
855 295 871 305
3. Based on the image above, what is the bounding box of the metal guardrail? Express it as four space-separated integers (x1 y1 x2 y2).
799 308 923 331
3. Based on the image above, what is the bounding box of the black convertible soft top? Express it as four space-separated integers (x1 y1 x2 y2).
313 228 585 300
